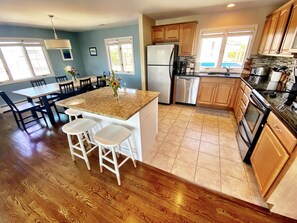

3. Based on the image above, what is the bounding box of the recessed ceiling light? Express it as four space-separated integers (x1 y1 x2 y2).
227 3 236 8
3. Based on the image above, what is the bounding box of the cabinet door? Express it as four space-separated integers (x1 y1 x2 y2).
179 22 197 56
212 84 234 107
280 3 297 54
233 88 243 120
164 24 179 42
263 11 280 54
259 17 272 54
270 4 292 54
152 26 165 43
197 82 216 105
251 125 289 197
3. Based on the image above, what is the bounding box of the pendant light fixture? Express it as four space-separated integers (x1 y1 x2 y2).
44 15 72 50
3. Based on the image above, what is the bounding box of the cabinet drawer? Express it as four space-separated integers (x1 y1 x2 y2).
267 112 297 153
244 85 252 95
201 77 236 84
240 81 246 90
242 92 249 105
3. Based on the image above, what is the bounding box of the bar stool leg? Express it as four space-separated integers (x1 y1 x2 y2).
78 133 91 170
127 138 136 168
67 134 75 161
111 147 121 185
98 145 103 173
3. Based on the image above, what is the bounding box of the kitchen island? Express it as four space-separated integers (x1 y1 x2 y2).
56 87 160 161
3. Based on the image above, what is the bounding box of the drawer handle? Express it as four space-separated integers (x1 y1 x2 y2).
274 124 281 132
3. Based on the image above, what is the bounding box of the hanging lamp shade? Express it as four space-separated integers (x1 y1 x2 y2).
45 15 72 50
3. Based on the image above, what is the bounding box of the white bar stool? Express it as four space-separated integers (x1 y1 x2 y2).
65 109 82 122
62 118 97 170
94 124 137 185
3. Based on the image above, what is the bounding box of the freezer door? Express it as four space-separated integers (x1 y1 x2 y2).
147 66 171 104
147 45 175 65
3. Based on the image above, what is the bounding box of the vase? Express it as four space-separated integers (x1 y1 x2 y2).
72 76 77 82
112 88 119 98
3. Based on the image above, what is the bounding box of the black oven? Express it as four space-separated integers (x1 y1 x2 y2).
236 90 270 164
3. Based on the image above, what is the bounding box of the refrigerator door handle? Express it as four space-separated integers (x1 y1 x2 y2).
169 48 174 80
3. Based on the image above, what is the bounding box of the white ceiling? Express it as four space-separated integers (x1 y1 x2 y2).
0 0 288 32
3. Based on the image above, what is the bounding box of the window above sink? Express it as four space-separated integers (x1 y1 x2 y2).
196 25 257 73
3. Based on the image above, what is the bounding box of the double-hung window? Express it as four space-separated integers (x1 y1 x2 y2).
105 36 135 75
197 26 257 71
0 38 54 83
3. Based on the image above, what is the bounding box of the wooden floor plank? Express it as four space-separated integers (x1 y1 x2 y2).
0 112 296 223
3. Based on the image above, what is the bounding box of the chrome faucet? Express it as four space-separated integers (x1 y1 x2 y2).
223 67 230 75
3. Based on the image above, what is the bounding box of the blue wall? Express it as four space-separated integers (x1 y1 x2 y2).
78 25 141 89
0 25 86 104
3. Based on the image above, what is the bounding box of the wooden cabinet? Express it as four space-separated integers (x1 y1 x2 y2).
258 17 272 54
281 2 297 54
270 5 291 54
152 22 197 56
179 22 197 56
198 77 236 108
164 24 179 42
233 80 251 123
258 0 297 56
251 125 289 197
152 26 165 42
263 11 280 54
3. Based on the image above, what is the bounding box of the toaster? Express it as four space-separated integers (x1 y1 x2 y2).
251 67 270 76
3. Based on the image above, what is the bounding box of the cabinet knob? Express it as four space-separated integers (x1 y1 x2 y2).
274 124 281 132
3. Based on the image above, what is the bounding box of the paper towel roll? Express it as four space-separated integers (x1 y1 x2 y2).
271 71 282 82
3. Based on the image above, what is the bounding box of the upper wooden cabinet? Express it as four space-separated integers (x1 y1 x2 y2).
152 26 165 42
270 5 291 54
280 2 297 54
152 22 197 56
258 0 296 56
164 24 179 42
179 22 197 56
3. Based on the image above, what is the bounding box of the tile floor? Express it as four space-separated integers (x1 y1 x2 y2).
143 104 267 208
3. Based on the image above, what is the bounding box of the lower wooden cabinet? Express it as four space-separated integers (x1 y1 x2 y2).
197 77 236 108
251 125 289 197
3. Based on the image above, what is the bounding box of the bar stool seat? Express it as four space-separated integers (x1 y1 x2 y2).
94 125 137 185
62 118 97 170
65 108 82 121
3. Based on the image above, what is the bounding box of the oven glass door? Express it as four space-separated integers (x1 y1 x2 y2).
242 97 264 141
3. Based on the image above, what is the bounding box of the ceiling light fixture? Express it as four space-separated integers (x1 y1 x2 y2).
44 15 72 50
227 3 236 8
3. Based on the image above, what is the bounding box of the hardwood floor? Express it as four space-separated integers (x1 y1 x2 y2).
0 112 296 223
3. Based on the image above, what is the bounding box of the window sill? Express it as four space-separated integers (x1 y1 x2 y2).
0 75 55 86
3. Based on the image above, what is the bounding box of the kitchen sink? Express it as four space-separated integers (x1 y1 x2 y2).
207 72 230 76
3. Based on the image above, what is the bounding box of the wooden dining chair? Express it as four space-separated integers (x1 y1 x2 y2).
0 91 48 133
30 78 60 120
79 78 94 93
59 81 76 100
55 75 68 83
96 75 106 88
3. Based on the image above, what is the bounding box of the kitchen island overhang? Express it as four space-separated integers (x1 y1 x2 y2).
56 87 160 162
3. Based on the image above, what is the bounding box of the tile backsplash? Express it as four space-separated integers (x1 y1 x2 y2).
251 55 297 73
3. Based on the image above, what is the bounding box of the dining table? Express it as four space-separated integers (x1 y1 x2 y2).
12 76 98 125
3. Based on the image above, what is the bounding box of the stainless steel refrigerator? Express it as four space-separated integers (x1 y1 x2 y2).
147 44 176 104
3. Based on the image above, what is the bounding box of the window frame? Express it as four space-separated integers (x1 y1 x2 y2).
0 37 55 85
196 25 258 72
104 36 135 75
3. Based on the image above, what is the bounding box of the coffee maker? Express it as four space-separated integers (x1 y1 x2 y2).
179 61 187 74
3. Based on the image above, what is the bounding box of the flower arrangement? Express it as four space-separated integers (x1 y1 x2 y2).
106 70 121 98
64 65 78 81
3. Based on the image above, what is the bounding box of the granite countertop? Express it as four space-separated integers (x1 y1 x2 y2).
241 77 297 136
176 72 241 78
56 87 160 120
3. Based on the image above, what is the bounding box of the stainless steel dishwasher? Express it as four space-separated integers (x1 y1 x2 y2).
175 76 200 105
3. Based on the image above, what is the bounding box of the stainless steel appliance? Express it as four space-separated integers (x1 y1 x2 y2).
175 76 199 105
147 44 177 104
236 90 270 164
251 67 270 76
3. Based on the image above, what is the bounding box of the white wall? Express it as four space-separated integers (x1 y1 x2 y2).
155 6 277 55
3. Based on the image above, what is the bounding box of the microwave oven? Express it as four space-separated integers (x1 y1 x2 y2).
289 27 297 53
